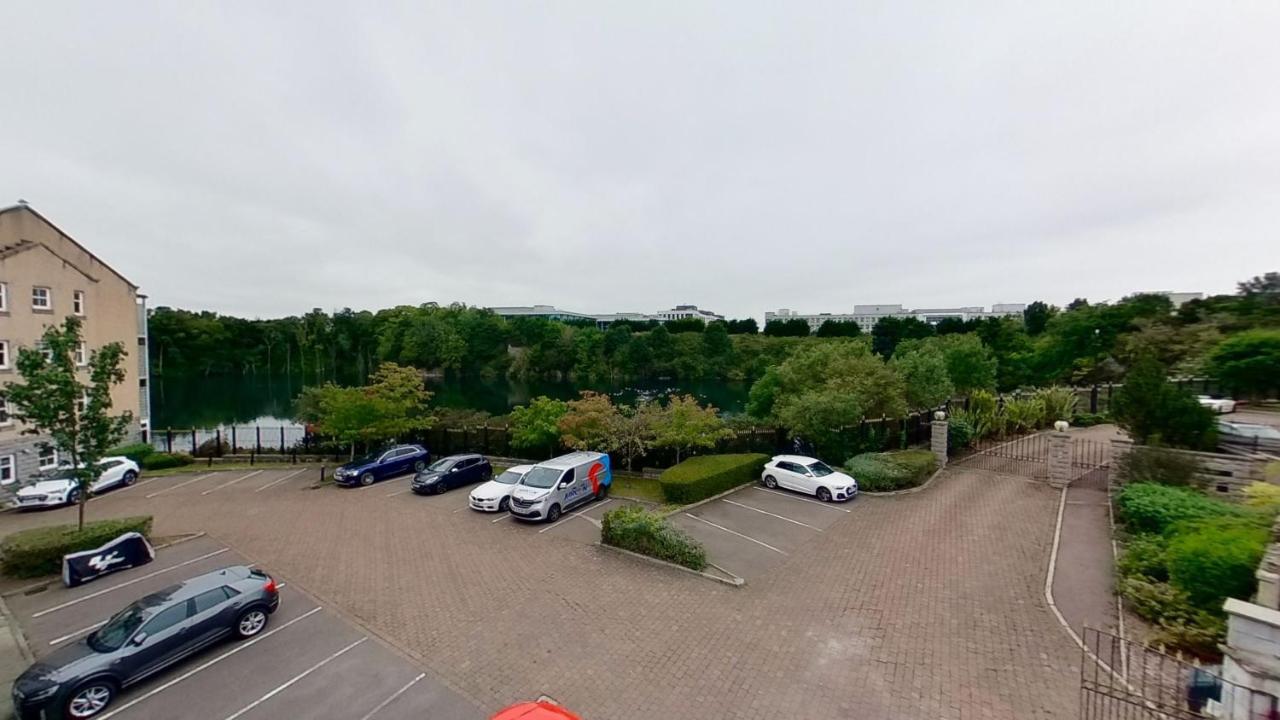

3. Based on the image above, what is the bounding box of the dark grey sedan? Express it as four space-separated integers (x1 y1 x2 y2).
12 565 280 720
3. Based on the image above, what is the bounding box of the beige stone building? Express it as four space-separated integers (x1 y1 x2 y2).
0 202 149 493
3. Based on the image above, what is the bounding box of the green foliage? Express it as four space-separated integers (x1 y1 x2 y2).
650 395 733 463
1034 386 1078 425
664 317 706 334
1111 354 1217 450
1116 533 1169 582
1023 301 1055 336
1117 577 1225 657
1115 446 1203 487
891 344 953 411
296 362 435 457
1166 521 1268 611
1243 482 1280 513
843 450 937 492
946 415 974 452
6 316 133 530
815 320 862 338
1002 395 1045 433
725 318 759 334
557 391 618 451
1 516 153 578
870 316 933 357
762 318 811 337
601 505 707 571
107 443 156 463
1114 483 1250 534
1209 329 1280 400
659 453 768 504
509 396 568 453
1070 412 1110 427
141 453 193 470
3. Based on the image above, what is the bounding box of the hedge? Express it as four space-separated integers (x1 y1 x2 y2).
1166 520 1269 611
1114 482 1252 534
843 450 937 492
601 505 706 571
141 452 193 471
658 453 768 505
107 443 156 463
1 516 154 578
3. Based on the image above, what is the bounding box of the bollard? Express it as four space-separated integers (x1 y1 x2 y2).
250 452 255 466
320 465 326 484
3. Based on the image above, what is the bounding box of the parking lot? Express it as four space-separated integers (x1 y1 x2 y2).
3 534 483 720
670 484 851 582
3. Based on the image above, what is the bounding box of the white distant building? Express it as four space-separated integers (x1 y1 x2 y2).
766 303 1025 333
654 305 724 323
488 304 724 328
1144 291 1204 308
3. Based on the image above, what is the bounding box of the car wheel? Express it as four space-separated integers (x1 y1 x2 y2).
594 484 609 501
413 460 426 472
122 471 138 486
235 607 269 639
763 475 778 489
67 489 81 506
66 680 116 719
359 472 375 487
546 504 562 523
816 487 832 502
498 497 510 512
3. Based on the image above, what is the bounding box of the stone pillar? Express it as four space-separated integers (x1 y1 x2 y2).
931 412 948 469
1047 431 1073 488
1110 438 1133 468
1221 599 1280 717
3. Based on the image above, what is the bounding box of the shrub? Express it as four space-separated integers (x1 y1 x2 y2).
1 516 154 578
1243 482 1280 513
1117 533 1169 582
601 505 707 571
843 450 938 492
1070 412 1110 428
1115 446 1203 487
1003 395 1045 433
947 416 974 453
1118 577 1224 658
1035 386 1078 426
1166 520 1269 611
140 452 193 471
659 453 768 504
107 443 155 463
1114 483 1248 534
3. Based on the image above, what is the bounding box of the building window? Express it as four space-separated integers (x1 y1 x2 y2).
73 290 85 316
0 340 8 370
37 446 58 471
75 342 87 367
0 455 14 485
32 286 52 310
75 390 89 415
0 282 7 311
0 395 11 427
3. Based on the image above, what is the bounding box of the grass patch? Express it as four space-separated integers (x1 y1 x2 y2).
610 475 664 503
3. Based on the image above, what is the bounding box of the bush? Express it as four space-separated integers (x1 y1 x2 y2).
843 450 938 492
1245 481 1280 513
1115 446 1203 487
947 416 974 453
659 453 768 504
107 443 155 463
1070 412 1110 428
140 453 193 470
1114 483 1249 534
1118 577 1225 658
1117 533 1169 582
1 516 154 578
1035 386 1078 426
601 505 707 571
1166 520 1269 611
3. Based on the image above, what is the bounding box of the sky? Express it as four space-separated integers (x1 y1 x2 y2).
2 2 1278 322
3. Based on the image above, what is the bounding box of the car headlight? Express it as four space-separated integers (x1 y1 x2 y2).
26 684 60 702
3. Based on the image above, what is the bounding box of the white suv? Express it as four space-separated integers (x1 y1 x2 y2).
13 456 141 509
761 455 857 502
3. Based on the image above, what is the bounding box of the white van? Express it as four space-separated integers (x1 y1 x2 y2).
508 452 612 522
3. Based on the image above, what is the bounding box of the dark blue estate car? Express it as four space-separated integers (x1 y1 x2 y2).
333 444 431 487
410 454 493 495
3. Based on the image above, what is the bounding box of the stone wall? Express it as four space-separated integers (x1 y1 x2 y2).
1110 438 1269 500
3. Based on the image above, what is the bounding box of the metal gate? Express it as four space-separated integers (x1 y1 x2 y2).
955 433 1051 478
1070 440 1111 490
1081 626 1279 719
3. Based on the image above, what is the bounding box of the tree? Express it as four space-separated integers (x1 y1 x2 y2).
815 320 862 337
870 316 933 357
607 402 658 470
664 317 706 334
725 318 759 334
762 318 811 337
701 322 734 376
1111 354 1216 450
891 345 953 411
933 317 971 336
932 334 997 393
1023 301 1054 336
557 391 619 450
1238 272 1280 299
651 395 732 463
509 396 568 457
296 362 435 459
7 317 132 530
1209 330 1280 400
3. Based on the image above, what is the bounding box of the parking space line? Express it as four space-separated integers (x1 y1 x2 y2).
145 472 217 498
49 620 107 645
97 475 163 498
492 513 512 523
255 468 307 492
362 475 412 490
683 513 787 555
97 606 324 720
751 486 852 512
358 673 426 720
386 487 413 497
201 470 264 495
721 499 823 531
539 499 613 534
32 548 231 618
223 636 368 720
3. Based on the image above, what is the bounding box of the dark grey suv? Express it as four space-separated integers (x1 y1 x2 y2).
12 565 280 720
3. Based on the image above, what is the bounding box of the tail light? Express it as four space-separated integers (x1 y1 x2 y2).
263 577 277 593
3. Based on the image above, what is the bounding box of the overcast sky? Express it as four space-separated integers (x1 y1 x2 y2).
2 2 1277 321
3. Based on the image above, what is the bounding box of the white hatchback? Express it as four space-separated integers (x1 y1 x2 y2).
12 456 141 509
1198 396 1237 414
469 464 533 512
761 455 858 502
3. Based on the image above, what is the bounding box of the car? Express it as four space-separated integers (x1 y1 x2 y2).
10 565 279 720
761 455 858 502
491 701 583 720
1198 396 1237 414
469 464 533 512
509 451 611 522
1218 420 1280 450
410 454 493 495
12 457 141 510
332 444 430 486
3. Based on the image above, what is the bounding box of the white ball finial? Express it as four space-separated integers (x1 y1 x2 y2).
934 411 946 421
1054 420 1069 432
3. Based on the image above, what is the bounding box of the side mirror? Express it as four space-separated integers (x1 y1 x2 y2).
449 468 457 473
131 631 148 647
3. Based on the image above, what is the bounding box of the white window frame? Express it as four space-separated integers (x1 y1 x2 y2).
0 395 12 427
37 446 58 471
75 342 87 367
73 290 85 316
32 286 52 310
0 455 14 485
0 340 9 370
0 282 7 311
75 390 88 415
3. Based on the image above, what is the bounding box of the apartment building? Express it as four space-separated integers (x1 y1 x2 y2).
0 203 149 492
766 303 1026 333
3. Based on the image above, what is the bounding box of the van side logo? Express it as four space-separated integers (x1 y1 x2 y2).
87 551 125 573
587 462 605 493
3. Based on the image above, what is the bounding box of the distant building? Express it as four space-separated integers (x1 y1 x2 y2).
1143 291 1204 309
766 303 1025 333
654 305 724 323
487 304 723 328
487 305 596 323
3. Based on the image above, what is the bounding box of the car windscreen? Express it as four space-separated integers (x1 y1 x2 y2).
427 458 456 472
520 466 562 489
494 469 524 485
350 453 379 465
46 467 79 480
806 461 835 477
89 604 149 652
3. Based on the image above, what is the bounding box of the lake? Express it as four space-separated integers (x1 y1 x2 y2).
149 374 753 429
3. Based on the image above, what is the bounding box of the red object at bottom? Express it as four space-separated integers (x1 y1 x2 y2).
491 701 584 720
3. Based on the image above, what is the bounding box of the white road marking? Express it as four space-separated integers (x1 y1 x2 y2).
145 472 217 498
721 499 823 531
751 486 852 512
201 470 264 495
362 474 413 490
255 468 308 492
492 513 512 523
683 513 787 555
539 498 613 533
97 606 324 720
32 548 231 618
222 636 368 720
359 672 427 720
386 487 413 497
96 475 163 498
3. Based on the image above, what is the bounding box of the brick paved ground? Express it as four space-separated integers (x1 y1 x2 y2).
0 467 1080 719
